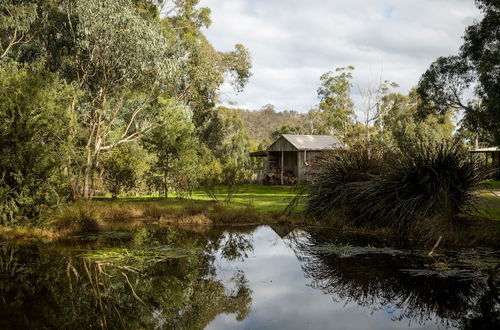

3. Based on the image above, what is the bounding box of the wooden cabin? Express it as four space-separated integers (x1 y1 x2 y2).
250 134 344 184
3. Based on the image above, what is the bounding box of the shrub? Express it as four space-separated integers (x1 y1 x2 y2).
0 63 74 224
306 140 491 232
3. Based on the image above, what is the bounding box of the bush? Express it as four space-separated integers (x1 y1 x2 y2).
306 140 491 232
0 63 74 224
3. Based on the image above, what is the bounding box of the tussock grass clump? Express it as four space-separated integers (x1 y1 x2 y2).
306 145 384 222
53 201 101 233
306 140 491 233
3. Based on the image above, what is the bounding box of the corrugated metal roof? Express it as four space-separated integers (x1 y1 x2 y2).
280 134 343 150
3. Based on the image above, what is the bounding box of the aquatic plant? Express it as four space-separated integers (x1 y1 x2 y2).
79 246 199 265
311 243 404 258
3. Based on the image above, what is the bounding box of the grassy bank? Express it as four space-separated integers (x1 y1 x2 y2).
110 184 301 213
0 185 304 242
1 184 499 247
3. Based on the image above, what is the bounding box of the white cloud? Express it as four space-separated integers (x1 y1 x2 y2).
200 0 480 113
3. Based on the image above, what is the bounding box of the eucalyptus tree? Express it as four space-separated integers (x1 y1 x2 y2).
65 0 252 198
1 0 253 205
160 0 252 142
0 0 39 59
60 0 180 199
215 107 252 201
417 0 500 144
375 90 454 150
316 66 355 143
358 76 399 148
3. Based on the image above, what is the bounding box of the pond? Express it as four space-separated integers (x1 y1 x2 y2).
0 225 498 329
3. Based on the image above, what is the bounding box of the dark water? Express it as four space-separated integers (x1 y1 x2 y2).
0 225 498 329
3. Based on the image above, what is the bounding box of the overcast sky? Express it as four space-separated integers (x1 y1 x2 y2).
200 0 480 114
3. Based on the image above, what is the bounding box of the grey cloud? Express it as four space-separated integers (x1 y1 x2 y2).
201 0 480 114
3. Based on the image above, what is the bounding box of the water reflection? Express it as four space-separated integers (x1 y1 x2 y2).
287 227 500 330
0 227 254 329
0 225 498 329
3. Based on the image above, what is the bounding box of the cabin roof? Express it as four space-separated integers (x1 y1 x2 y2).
278 134 343 151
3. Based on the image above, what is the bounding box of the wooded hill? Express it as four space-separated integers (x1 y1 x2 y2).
236 104 309 145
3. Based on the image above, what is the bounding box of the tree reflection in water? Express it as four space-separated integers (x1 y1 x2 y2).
0 226 255 329
285 227 500 330
1 225 499 329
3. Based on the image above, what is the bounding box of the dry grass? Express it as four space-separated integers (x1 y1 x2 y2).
43 199 310 236
0 225 64 243
52 201 101 233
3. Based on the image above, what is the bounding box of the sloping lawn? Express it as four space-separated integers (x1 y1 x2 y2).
189 184 300 212
107 184 301 213
478 180 500 220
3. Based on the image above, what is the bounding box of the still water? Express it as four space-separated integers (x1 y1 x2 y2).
0 225 498 329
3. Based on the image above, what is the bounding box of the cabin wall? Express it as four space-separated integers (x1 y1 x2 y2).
267 137 297 152
282 152 297 176
297 151 324 182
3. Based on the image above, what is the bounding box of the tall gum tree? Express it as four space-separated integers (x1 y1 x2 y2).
316 66 355 143
68 0 252 199
417 0 500 145
64 0 180 199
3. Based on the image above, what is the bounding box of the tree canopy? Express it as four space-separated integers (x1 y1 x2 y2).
417 0 500 145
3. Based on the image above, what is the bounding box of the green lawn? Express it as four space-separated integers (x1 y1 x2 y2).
189 184 300 212
104 181 500 219
485 180 500 189
108 184 300 213
478 180 500 220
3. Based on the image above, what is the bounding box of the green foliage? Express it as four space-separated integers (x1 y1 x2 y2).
161 0 251 137
211 107 252 200
0 0 39 59
142 98 198 197
197 146 223 199
103 143 147 198
316 66 355 141
417 0 500 144
375 90 454 149
306 141 490 232
0 62 74 224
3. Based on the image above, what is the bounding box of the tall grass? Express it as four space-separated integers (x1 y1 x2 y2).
306 140 491 232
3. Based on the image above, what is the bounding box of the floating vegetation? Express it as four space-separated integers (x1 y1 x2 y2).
310 243 405 258
76 231 134 241
400 249 500 279
79 246 199 265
